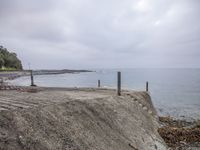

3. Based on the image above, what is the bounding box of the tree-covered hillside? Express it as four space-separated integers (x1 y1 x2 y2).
0 46 23 70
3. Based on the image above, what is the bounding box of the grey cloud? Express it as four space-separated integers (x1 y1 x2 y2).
0 0 200 69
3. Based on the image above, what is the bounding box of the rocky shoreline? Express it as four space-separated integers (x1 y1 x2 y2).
158 116 200 149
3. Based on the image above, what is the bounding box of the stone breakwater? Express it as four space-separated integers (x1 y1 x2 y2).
0 69 92 81
0 71 30 82
0 87 167 150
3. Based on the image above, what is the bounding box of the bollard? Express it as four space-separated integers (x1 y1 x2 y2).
146 81 149 92
98 80 101 88
30 70 36 86
117 72 121 96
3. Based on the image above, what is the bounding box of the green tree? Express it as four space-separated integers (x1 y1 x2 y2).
0 54 4 68
0 46 23 70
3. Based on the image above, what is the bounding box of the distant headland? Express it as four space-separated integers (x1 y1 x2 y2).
0 45 93 80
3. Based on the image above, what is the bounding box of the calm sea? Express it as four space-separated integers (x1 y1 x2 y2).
10 68 200 120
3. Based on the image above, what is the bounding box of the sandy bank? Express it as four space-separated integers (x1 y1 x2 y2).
0 87 167 150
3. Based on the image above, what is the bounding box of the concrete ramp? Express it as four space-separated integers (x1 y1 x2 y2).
0 88 167 150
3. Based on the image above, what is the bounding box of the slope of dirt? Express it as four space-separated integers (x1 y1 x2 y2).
0 88 167 150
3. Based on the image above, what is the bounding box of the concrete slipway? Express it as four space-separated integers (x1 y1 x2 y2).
0 87 167 150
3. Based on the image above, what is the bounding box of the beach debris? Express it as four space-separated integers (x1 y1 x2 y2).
158 116 200 148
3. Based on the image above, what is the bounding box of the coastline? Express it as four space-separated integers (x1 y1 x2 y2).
0 69 93 81
0 86 199 149
4 69 200 121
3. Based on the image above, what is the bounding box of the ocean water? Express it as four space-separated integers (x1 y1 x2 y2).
10 68 200 120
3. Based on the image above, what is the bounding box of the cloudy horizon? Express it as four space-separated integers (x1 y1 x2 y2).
0 0 200 69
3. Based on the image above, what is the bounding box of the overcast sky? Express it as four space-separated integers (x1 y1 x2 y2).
0 0 200 69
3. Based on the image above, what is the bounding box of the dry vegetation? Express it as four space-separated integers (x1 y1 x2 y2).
158 116 200 149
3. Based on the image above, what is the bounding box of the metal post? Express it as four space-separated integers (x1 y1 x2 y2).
117 72 121 96
146 81 149 92
30 70 35 86
98 80 101 88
